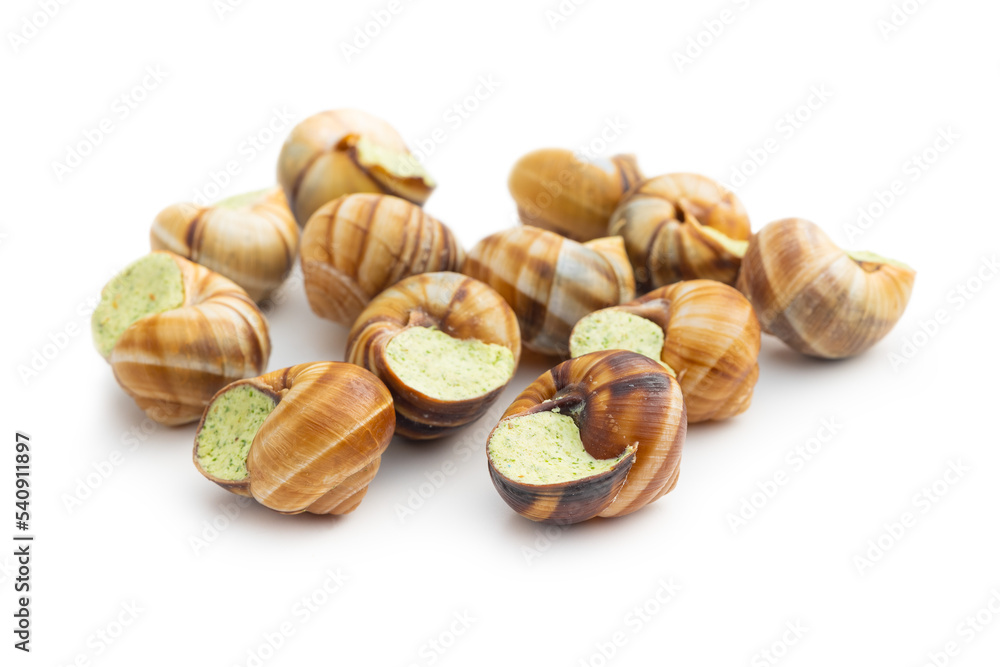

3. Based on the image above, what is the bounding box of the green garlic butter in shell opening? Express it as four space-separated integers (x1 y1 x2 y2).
846 249 914 271
91 254 185 358
355 134 437 186
569 309 665 361
487 411 632 485
196 385 277 481
384 326 515 401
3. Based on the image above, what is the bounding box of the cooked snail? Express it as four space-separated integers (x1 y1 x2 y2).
570 280 761 422
608 173 751 289
346 272 520 439
462 226 635 357
91 251 270 425
150 186 299 302
193 362 394 515
277 108 435 226
300 193 464 327
508 148 643 242
487 350 686 524
736 217 916 359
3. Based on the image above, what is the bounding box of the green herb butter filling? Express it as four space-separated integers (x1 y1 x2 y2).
488 411 631 485
196 386 277 481
355 134 436 186
91 254 185 358
384 326 515 401
699 223 749 257
569 309 665 361
215 187 270 209
846 249 914 271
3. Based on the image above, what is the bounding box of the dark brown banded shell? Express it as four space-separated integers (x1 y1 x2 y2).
462 227 635 357
488 446 636 525
608 173 751 289
346 272 521 440
736 218 916 359
107 251 271 425
193 362 395 515
301 193 464 327
487 350 686 524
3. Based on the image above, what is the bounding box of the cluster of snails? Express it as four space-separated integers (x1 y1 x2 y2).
92 108 915 523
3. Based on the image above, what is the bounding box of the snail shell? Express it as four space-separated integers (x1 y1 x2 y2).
346 272 521 440
736 218 916 359
462 226 635 357
93 251 270 425
300 193 464 327
277 109 435 226
570 280 761 422
608 173 751 289
193 362 395 515
487 350 686 524
508 148 643 242
150 186 299 302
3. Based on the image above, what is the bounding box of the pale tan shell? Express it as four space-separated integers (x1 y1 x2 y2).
277 109 435 226
150 186 299 302
300 193 464 327
104 252 271 425
508 148 643 242
462 226 635 357
608 173 751 289
736 218 916 359
574 280 761 423
487 350 686 524
193 362 395 515
346 272 520 440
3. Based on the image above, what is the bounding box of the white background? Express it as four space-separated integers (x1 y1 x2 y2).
2 0 999 665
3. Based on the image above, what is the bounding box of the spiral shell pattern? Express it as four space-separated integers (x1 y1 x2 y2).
347 272 520 440
301 193 464 327
107 252 271 425
278 109 435 226
488 350 686 524
194 362 395 515
609 173 751 289
612 280 761 422
508 148 643 242
462 227 635 356
736 218 915 358
150 187 299 302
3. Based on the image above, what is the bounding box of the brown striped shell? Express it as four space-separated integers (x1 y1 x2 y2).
346 272 520 440
572 280 761 422
102 252 270 425
277 109 435 226
508 148 643 242
300 193 465 327
736 218 916 359
462 226 635 357
193 362 395 515
487 350 686 524
149 186 299 302
608 173 751 289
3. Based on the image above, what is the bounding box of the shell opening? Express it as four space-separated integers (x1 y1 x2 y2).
91 253 185 358
569 309 666 363
698 224 749 258
214 187 272 209
846 249 914 272
353 134 437 186
488 411 634 486
195 385 277 482
384 326 515 401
